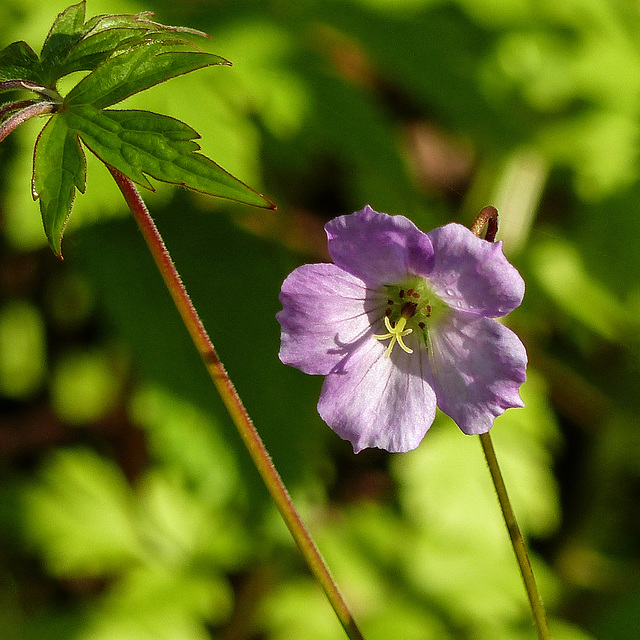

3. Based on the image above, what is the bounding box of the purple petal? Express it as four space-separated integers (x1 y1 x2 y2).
426 223 525 317
278 263 384 375
429 313 527 435
325 206 435 286
318 337 437 453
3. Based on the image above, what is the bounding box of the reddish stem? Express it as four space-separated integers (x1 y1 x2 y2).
0 101 57 144
108 166 364 640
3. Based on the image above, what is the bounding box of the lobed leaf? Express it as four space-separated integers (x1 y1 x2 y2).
64 105 273 208
32 114 87 256
3 2 275 258
0 41 43 85
60 27 157 76
52 9 206 80
65 42 229 109
39 1 89 85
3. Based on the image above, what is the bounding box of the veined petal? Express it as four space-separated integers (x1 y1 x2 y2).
277 206 528 453
429 313 527 435
325 205 435 286
278 263 383 375
318 337 437 453
426 223 525 317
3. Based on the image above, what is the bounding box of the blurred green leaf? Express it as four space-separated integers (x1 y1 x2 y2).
130 384 239 506
530 238 631 343
0 300 46 397
23 448 142 577
82 565 231 640
390 372 561 633
70 209 324 495
51 346 126 424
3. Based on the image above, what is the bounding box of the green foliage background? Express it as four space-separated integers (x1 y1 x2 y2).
1 0 639 638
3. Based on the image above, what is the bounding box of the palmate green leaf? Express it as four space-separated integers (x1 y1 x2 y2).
5 3 274 257
64 105 271 208
32 113 86 256
65 42 229 109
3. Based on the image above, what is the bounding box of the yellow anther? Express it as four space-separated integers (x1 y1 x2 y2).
373 316 413 358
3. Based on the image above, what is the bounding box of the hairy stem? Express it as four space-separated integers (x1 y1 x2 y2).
0 101 57 144
472 206 551 639
108 166 364 640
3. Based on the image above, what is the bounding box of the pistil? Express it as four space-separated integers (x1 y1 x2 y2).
374 316 414 358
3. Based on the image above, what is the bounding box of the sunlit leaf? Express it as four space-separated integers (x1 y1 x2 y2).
61 10 213 80
65 42 229 109
65 105 272 206
59 27 154 76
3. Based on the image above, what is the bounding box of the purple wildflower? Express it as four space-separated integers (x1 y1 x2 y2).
277 206 527 453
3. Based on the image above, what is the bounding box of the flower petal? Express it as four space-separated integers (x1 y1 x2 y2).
278 263 383 375
429 313 527 435
325 206 435 286
318 337 437 453
426 223 525 317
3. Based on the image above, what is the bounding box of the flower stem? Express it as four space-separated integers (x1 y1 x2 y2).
472 205 551 639
108 167 365 640
479 433 551 640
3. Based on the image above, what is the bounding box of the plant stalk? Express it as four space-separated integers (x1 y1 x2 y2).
479 432 551 640
472 205 551 639
0 101 57 144
108 166 364 640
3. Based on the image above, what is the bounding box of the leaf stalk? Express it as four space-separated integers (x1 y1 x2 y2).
0 101 57 144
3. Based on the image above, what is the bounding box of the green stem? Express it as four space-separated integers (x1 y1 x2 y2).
479 433 551 639
108 166 364 640
471 206 551 638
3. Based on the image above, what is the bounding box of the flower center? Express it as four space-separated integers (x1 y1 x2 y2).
373 277 448 358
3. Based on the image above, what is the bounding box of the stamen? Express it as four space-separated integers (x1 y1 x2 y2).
373 316 413 358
